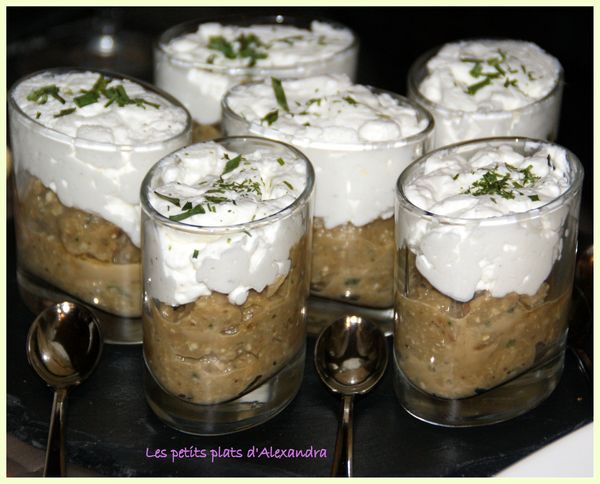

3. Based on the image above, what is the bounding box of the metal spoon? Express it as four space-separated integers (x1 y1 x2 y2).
26 302 103 477
314 315 388 477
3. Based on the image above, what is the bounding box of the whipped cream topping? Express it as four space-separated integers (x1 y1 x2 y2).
224 74 431 228
10 70 190 246
225 74 427 146
398 141 574 302
418 40 561 112
13 71 187 144
161 20 354 69
144 141 309 306
155 20 357 125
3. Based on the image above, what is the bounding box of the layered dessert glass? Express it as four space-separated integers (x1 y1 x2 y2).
394 138 583 426
408 39 563 148
223 74 432 332
155 15 357 141
9 68 191 344
141 137 314 434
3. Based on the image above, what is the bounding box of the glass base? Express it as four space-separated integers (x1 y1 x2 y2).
144 345 305 435
17 267 142 345
306 295 393 336
393 349 564 427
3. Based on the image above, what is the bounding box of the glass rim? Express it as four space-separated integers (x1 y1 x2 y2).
396 136 584 226
8 66 192 150
222 80 434 151
155 14 358 74
140 135 315 234
407 39 564 116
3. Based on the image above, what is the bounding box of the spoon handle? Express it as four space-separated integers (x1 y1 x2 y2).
44 387 68 477
331 394 354 477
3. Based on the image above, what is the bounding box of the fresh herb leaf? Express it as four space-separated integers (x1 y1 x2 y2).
74 91 99 108
169 203 206 222
205 195 229 203
222 154 243 176
27 85 65 105
261 109 279 125
277 157 285 166
53 108 76 118
154 191 181 207
192 249 199 259
528 194 540 202
271 77 289 112
207 36 236 59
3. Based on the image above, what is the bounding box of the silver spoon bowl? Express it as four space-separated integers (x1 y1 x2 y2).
26 301 103 477
314 315 388 477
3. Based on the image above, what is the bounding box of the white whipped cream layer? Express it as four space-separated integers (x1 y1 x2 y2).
413 40 562 148
398 141 573 302
11 71 190 246
144 141 309 306
224 74 431 228
155 20 357 125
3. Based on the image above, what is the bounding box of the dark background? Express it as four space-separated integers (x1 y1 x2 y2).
6 6 594 477
7 6 593 235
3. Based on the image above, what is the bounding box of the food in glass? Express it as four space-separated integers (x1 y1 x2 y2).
408 39 563 148
141 137 314 434
155 16 357 141
9 68 191 343
223 74 432 312
394 138 583 426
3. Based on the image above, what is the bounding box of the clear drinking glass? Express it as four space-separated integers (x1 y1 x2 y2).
393 138 583 426
140 136 314 435
9 67 191 344
408 41 564 149
154 15 358 141
223 83 433 333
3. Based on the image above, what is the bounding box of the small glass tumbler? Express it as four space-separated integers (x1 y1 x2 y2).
154 15 358 142
393 138 583 426
140 136 315 435
408 41 564 149
9 68 191 344
223 85 433 334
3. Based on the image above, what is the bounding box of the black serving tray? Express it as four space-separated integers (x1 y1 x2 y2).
6 220 592 477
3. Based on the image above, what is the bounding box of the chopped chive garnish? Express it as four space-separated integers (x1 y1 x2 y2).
528 195 540 202
192 249 199 259
35 112 41 119
261 109 279 125
277 157 285 166
27 84 66 105
153 191 180 207
243 230 252 237
452 173 459 181
222 154 243 176
182 201 192 211
74 91 99 108
306 97 322 107
54 108 76 117
271 77 289 112
465 77 492 95
343 96 358 106
169 204 206 222
205 195 229 203
207 36 236 59
283 180 294 190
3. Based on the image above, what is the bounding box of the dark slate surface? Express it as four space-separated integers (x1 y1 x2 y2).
6 220 593 477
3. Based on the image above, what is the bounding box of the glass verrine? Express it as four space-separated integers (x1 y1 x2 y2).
393 137 583 426
154 15 358 142
140 136 314 435
408 39 564 149
9 67 192 344
222 76 433 332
